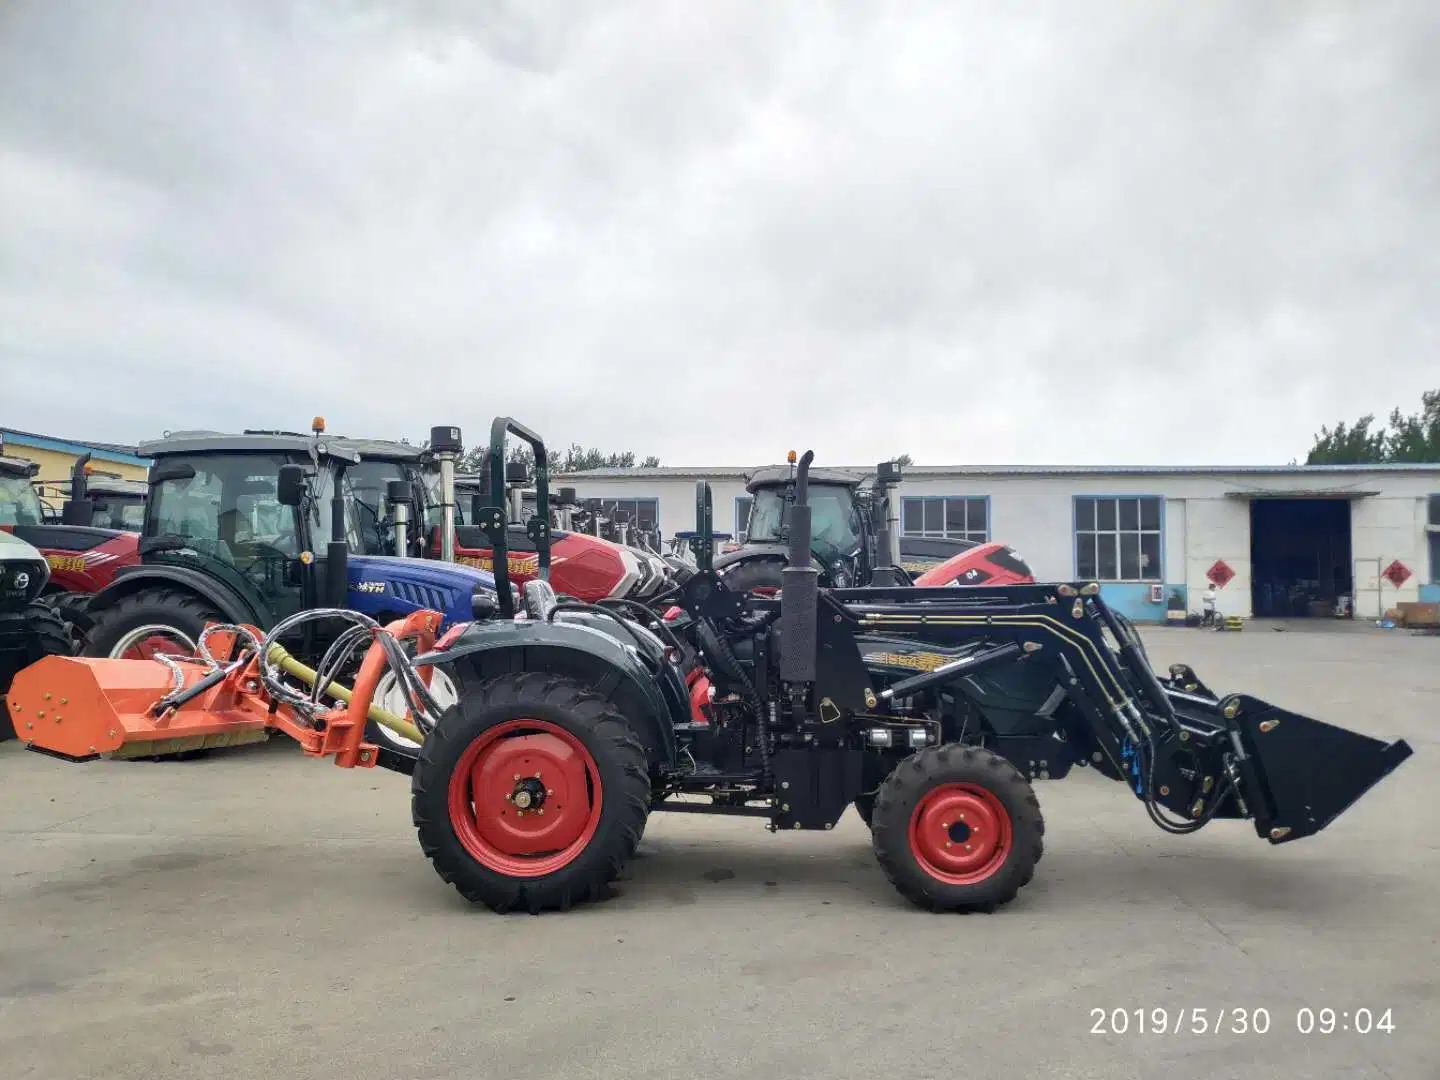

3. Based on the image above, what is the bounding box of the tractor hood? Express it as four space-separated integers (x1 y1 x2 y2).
0 529 46 561
1 529 50 604
348 554 499 595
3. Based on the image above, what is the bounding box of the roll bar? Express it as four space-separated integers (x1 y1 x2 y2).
477 417 551 618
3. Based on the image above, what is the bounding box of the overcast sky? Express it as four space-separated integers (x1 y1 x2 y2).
2 1 1436 468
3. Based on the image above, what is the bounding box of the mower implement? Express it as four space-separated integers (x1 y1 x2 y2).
10 610 438 766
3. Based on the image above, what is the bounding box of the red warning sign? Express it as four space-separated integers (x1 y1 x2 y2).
1382 560 1412 588
1206 560 1235 588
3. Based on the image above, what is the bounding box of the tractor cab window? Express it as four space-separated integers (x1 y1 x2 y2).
0 474 45 526
149 454 300 567
93 498 146 531
346 460 415 555
746 484 863 560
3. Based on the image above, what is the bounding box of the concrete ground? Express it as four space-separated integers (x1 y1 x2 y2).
1 626 1435 1080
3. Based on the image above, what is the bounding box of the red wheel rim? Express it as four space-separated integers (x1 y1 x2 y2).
907 783 1013 885
446 719 603 878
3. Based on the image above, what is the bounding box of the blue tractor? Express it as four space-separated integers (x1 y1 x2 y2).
77 421 505 750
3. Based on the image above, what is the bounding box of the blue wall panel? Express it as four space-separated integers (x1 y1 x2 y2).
1097 583 1188 624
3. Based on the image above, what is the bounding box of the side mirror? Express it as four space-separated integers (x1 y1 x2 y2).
277 464 307 507
558 486 577 504
505 461 529 485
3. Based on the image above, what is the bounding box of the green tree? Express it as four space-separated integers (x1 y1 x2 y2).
894 453 914 467
457 441 661 473
1305 389 1440 464
1382 389 1440 463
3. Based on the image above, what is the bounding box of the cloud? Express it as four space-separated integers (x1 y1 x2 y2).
2 0 1437 467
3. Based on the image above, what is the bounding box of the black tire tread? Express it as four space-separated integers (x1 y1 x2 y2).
23 599 77 660
871 743 1045 913
412 670 650 914
82 586 223 658
1 600 77 740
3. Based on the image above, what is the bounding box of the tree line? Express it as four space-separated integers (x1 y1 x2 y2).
1306 388 1440 464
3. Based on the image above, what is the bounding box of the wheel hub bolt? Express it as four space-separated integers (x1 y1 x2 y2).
509 777 547 813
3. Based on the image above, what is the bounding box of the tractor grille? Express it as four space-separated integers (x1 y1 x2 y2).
392 581 451 613
1 558 47 606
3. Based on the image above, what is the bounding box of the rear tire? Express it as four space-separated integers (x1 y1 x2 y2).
412 671 650 913
81 588 227 760
871 744 1044 913
82 587 224 660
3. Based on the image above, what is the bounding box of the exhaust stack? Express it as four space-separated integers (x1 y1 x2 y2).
429 425 462 564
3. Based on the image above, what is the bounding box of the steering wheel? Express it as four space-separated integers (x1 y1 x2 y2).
230 540 298 586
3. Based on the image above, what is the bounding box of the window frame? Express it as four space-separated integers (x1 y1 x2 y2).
1072 494 1165 583
1428 494 1440 585
601 496 659 532
899 495 991 544
735 495 753 542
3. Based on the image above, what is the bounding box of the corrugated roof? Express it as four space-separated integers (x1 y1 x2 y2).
1 426 140 457
558 461 1440 480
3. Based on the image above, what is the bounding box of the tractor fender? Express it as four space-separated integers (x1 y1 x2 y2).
419 619 681 765
85 564 261 626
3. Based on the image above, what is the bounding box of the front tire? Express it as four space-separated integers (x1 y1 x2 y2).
0 600 76 741
871 744 1044 913
412 671 650 913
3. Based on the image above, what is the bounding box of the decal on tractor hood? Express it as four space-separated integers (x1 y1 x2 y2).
458 554 538 577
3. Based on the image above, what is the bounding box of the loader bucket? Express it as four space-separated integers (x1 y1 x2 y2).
1226 694 1413 844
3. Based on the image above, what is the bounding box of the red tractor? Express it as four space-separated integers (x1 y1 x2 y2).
0 454 143 638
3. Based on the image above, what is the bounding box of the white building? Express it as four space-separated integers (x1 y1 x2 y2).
555 462 1440 624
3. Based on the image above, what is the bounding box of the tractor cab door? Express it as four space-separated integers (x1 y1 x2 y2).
146 452 309 622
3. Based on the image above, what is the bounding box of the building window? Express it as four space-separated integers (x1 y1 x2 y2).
1074 496 1162 582
600 497 658 531
900 496 989 543
735 496 753 541
1429 495 1440 584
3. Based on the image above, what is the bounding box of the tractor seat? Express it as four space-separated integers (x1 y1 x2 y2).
522 578 559 622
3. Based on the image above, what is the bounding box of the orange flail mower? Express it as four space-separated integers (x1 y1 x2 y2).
8 610 438 766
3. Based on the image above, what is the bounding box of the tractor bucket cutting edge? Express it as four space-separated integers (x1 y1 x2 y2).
1158 683 1412 844
7 612 438 765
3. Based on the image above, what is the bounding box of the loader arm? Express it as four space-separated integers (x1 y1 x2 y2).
834 583 1412 843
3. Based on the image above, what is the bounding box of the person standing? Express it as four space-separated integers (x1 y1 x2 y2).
1202 582 1219 626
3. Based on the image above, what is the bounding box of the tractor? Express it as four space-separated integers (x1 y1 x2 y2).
2 453 147 638
716 456 1037 595
7 446 1412 914
0 531 75 740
